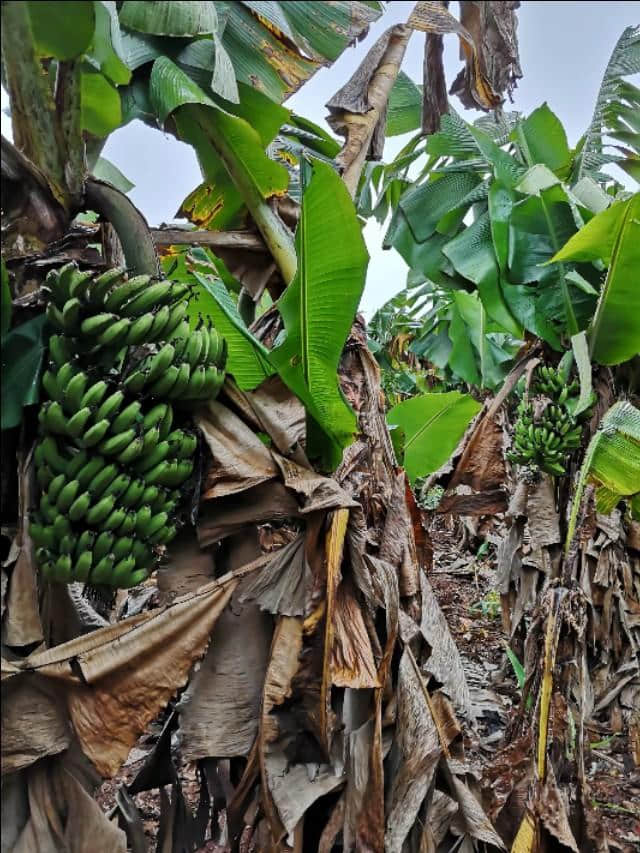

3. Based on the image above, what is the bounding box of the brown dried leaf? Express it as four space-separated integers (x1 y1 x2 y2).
326 25 412 195
259 616 304 845
198 481 301 547
12 759 127 852
526 475 561 547
223 376 306 458
273 455 357 514
1 678 70 775
385 650 442 853
238 535 310 616
331 580 379 689
196 400 279 500
379 472 420 596
448 763 506 849
538 764 579 853
157 527 215 600
178 598 272 760
4 578 236 776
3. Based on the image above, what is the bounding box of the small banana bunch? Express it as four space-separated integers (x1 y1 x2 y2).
43 263 190 351
31 261 227 588
507 364 584 477
123 319 226 401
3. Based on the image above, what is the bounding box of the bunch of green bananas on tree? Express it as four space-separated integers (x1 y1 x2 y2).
507 364 585 477
31 262 226 588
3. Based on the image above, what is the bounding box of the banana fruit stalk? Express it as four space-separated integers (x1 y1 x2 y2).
33 262 227 589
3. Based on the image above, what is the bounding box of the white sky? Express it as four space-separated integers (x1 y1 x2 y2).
2 1 638 316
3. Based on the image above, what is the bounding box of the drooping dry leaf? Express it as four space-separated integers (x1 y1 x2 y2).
264 748 344 844
12 759 127 853
2 543 43 648
538 764 579 853
273 455 357 514
238 535 310 616
196 399 279 500
451 1 522 109
178 597 272 760
448 403 507 493
343 717 375 851
223 375 306 458
326 24 412 195
156 528 215 600
3 578 236 776
419 571 473 719
526 475 561 547
447 763 506 849
424 789 460 847
379 472 420 596
259 616 304 844
331 580 379 689
1 677 70 775
198 481 301 546
385 650 442 853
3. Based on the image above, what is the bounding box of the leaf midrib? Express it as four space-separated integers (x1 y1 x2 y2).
404 399 462 451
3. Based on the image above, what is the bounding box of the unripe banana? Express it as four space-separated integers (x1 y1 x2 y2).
42 369 60 402
116 433 145 465
73 551 93 582
41 400 68 435
48 335 73 368
60 533 76 555
167 362 191 399
46 302 67 333
103 274 150 313
111 555 137 586
76 457 106 489
88 463 119 497
94 531 115 562
96 390 124 422
102 506 126 531
90 554 115 585
54 554 73 583
56 479 80 513
81 419 111 448
75 530 95 558
112 536 134 561
121 479 145 508
104 472 131 499
98 427 136 457
81 313 119 337
62 298 83 334
111 400 142 433
123 368 149 395
69 490 92 522
121 568 149 588
85 494 117 526
96 316 131 347
48 473 67 504
53 514 72 539
149 304 174 341
148 365 179 398
67 406 93 440
39 437 68 473
118 511 137 536
134 440 171 474
81 379 109 409
149 523 177 546
89 268 125 307
125 311 155 345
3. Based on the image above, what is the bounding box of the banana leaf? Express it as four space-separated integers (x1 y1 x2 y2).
549 194 640 365
387 391 482 484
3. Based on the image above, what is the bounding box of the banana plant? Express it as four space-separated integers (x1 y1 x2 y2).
363 27 640 391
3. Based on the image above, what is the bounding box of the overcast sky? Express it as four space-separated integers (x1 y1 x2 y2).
2 2 638 316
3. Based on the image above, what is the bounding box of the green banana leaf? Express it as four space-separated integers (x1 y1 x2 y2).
1 315 47 431
387 391 482 484
387 72 422 137
269 159 369 468
549 194 640 365
566 401 640 552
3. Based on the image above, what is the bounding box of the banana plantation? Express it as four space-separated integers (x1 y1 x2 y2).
1 2 639 852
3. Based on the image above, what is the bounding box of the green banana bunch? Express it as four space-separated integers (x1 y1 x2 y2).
508 364 588 477
34 262 224 588
122 318 226 403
